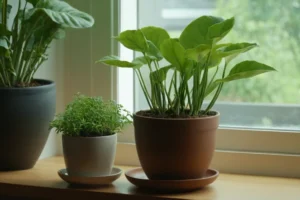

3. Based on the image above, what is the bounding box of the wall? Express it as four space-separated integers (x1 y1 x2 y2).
35 40 65 159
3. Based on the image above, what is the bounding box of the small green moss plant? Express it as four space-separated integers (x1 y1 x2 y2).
50 94 132 137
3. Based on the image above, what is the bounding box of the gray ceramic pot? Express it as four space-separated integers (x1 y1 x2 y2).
63 134 117 177
0 79 56 170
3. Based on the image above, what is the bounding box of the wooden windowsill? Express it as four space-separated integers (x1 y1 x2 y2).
0 157 299 200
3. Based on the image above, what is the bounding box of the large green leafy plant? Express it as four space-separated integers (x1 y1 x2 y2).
0 0 94 87
50 94 132 137
98 16 276 117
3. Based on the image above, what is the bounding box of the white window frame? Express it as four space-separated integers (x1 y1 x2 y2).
62 0 300 178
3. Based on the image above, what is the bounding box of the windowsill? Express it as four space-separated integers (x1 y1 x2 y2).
0 157 299 200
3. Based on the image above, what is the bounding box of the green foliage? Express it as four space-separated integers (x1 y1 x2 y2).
50 94 132 137
213 0 300 103
97 15 276 117
0 0 94 87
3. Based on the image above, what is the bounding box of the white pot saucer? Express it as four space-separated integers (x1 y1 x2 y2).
125 168 218 192
58 167 122 186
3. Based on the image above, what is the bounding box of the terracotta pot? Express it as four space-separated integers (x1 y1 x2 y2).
133 111 219 180
63 134 117 177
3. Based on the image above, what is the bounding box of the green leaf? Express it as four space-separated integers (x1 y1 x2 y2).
0 24 11 37
26 0 40 7
184 59 195 80
141 26 170 49
208 17 235 43
25 0 94 28
179 16 224 48
216 61 276 82
115 30 148 52
96 55 143 69
208 53 222 68
217 43 258 63
145 40 163 60
205 82 220 97
132 56 148 65
0 36 9 50
185 44 210 62
160 38 186 70
150 65 173 84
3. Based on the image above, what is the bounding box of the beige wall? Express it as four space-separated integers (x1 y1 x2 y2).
35 40 65 159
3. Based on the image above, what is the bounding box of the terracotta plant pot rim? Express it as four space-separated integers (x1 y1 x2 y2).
134 110 220 121
62 133 116 139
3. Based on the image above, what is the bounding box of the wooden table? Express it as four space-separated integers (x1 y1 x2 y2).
0 157 299 200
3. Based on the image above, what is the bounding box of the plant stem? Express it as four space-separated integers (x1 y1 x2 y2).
197 50 212 113
192 62 201 115
2 0 7 28
12 0 21 49
186 83 192 114
136 69 153 110
207 65 219 89
205 62 228 113
174 70 180 115
153 60 166 112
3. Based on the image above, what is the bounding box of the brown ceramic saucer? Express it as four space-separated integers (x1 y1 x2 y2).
125 167 219 192
58 167 122 186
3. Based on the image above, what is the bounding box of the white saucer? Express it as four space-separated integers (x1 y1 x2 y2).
58 167 122 186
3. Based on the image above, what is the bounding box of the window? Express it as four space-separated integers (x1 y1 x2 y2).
59 0 300 177
133 0 300 131
116 0 300 176
119 0 300 131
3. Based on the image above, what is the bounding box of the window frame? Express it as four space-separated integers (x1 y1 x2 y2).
63 0 300 178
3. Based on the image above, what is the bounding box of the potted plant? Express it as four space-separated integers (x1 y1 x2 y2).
50 94 132 177
0 0 94 170
98 16 276 180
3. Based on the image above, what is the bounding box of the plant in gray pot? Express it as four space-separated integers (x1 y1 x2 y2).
0 0 94 170
98 16 276 181
50 94 132 177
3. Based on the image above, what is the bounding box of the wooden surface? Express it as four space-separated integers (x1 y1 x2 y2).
0 157 299 200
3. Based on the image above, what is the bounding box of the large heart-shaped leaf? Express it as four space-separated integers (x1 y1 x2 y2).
208 53 222 68
132 56 148 65
145 40 163 60
96 55 143 69
115 30 148 52
160 38 186 71
216 61 276 82
217 43 258 63
141 26 170 49
25 0 94 28
179 16 224 48
208 17 235 43
185 44 210 62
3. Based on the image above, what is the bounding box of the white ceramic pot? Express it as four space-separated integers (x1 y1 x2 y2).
62 134 117 177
